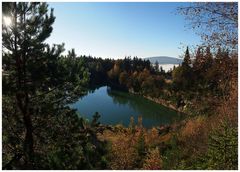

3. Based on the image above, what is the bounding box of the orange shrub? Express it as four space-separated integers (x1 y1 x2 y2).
142 147 163 170
179 116 208 155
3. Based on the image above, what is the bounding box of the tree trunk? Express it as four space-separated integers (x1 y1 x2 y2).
13 3 34 168
16 93 34 169
23 111 34 169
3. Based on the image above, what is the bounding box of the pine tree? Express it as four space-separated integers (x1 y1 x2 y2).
182 46 191 67
178 46 193 90
193 47 204 70
129 116 136 133
201 121 237 170
2 3 59 167
2 2 103 169
154 61 159 72
136 129 146 167
204 46 213 71
160 66 164 73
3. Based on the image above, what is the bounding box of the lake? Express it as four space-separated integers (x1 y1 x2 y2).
70 86 182 128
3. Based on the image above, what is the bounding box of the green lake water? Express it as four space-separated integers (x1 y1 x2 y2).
70 86 182 128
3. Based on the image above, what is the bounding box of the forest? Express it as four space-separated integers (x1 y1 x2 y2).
2 2 238 170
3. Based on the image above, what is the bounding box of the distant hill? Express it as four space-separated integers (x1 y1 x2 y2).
145 56 183 64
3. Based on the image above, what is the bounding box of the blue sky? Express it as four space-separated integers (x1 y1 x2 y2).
46 2 201 59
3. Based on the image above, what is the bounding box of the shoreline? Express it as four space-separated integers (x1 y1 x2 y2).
129 89 185 114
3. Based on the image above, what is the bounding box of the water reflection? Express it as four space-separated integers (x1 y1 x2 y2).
70 86 182 128
107 88 181 123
